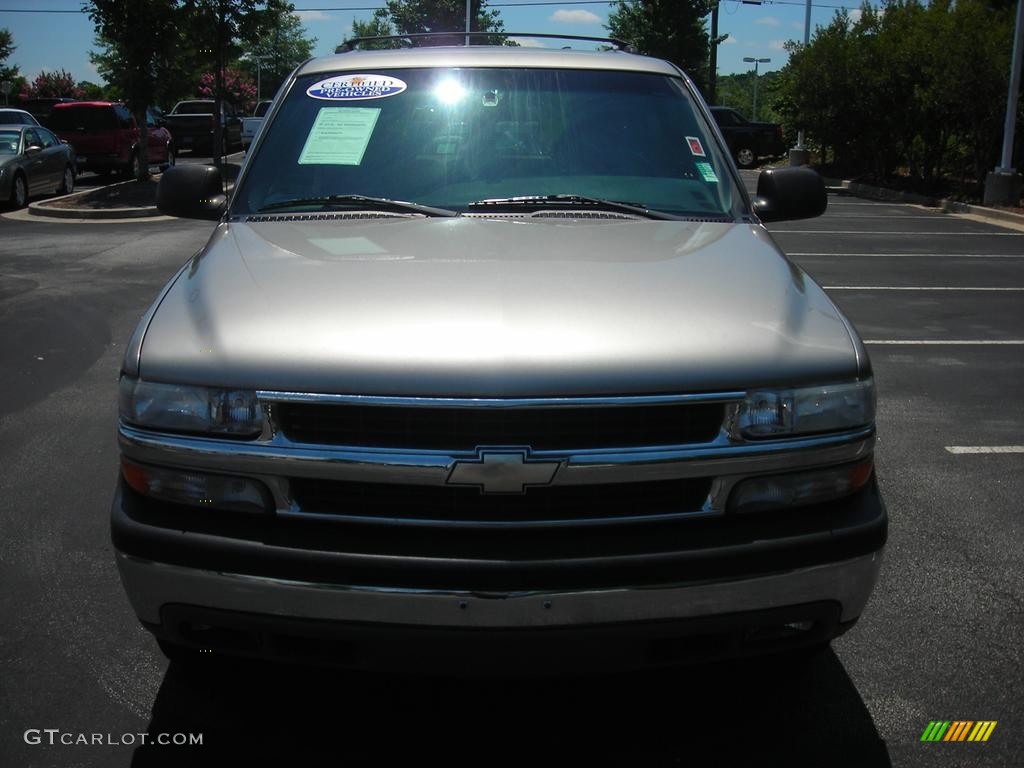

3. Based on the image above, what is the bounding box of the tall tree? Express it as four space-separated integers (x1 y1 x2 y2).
238 6 316 101
179 0 289 165
0 27 19 96
343 0 504 48
86 0 181 179
606 0 713 93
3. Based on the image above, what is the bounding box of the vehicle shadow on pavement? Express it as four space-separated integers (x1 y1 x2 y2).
131 648 891 766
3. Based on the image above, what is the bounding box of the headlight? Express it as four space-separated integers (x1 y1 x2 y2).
734 379 875 438
119 377 262 437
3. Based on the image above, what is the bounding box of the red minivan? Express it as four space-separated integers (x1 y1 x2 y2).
49 101 174 177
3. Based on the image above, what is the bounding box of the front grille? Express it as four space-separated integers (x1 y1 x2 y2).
274 402 725 450
289 477 713 527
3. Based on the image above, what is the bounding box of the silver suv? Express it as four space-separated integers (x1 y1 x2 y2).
115 35 885 671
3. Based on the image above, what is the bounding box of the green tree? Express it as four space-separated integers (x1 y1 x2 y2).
86 0 181 178
606 0 712 93
75 80 106 100
342 0 505 48
179 0 290 164
774 0 1015 186
238 7 316 100
1 27 21 96
343 15 399 49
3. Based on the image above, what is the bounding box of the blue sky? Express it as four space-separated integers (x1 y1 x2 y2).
0 0 865 89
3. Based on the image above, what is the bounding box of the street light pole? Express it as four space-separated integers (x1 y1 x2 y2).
790 0 813 166
743 57 770 121
984 0 1024 205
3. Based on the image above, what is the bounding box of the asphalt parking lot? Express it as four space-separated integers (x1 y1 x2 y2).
0 172 1021 766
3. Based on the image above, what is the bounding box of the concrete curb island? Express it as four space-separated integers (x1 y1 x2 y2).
823 178 1024 226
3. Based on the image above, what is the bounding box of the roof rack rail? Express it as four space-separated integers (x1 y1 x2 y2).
335 32 636 55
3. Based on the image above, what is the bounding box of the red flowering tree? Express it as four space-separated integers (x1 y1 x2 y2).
24 68 83 99
197 67 256 112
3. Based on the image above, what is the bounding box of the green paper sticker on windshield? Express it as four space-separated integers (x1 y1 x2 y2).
298 107 381 165
695 161 719 183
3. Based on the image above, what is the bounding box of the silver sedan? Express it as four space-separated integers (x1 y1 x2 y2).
0 125 76 209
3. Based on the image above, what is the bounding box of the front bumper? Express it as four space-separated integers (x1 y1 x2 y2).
113 476 885 667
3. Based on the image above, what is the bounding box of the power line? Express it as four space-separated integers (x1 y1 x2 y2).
0 1 874 12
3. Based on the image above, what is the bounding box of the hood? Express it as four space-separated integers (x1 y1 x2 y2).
138 216 864 397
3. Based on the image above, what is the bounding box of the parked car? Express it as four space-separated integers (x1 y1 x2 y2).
240 100 272 150
19 97 74 124
48 101 174 177
0 108 41 126
164 99 242 155
119 36 885 672
709 106 786 169
0 124 76 208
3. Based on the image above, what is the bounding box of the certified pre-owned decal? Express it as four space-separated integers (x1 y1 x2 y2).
307 74 407 101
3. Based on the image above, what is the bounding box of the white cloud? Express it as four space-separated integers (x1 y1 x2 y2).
550 9 602 25
848 8 863 23
769 39 787 51
722 34 738 45
296 10 330 22
791 21 805 31
755 16 781 27
510 38 548 48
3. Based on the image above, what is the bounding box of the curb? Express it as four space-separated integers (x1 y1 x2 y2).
28 174 238 221
29 177 158 220
829 179 1024 225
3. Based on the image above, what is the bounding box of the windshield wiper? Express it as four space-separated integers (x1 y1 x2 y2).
257 195 456 217
464 194 680 220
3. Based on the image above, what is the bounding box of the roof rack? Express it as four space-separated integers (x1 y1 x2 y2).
335 32 636 55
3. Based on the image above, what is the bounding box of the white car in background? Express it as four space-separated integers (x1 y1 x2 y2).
241 100 272 150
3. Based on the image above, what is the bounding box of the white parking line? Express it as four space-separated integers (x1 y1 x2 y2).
821 214 952 219
782 257 1024 264
824 286 1024 291
775 230 1024 236
864 340 1024 345
945 446 1024 454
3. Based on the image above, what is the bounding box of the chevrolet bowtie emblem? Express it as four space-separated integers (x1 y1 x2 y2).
447 449 561 494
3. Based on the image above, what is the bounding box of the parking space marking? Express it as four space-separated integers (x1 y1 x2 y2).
945 446 1024 454
782 257 1024 264
823 286 1024 291
774 230 1024 236
820 214 954 219
864 340 1024 345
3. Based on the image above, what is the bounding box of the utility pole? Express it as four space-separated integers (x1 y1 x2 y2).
465 0 471 46
984 0 1024 205
709 2 719 104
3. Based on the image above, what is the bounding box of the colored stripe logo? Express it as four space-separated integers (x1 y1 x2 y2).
921 721 997 742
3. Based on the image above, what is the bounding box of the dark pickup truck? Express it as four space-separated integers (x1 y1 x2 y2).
709 107 785 169
164 99 242 156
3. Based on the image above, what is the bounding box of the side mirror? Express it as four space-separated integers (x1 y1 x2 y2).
157 164 226 220
25 144 42 154
752 166 827 222
157 118 167 128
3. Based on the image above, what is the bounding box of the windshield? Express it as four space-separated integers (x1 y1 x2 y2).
174 101 215 114
235 67 738 218
0 130 20 154
48 107 117 132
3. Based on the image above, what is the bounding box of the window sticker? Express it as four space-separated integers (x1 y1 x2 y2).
306 74 407 101
298 107 381 166
695 161 719 183
686 136 706 157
